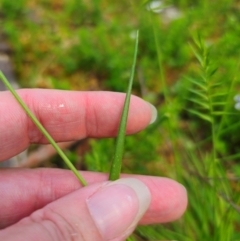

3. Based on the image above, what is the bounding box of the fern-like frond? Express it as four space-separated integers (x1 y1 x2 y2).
187 36 228 126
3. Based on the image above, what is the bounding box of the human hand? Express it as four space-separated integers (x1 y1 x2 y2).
0 89 187 241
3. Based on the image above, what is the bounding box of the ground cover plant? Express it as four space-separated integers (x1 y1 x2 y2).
1 0 240 240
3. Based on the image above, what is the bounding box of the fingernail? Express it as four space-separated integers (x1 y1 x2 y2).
86 178 151 240
147 102 157 124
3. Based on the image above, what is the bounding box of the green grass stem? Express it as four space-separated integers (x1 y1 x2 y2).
109 30 139 181
0 71 87 186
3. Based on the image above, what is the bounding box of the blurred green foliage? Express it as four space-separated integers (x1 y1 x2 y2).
1 0 240 240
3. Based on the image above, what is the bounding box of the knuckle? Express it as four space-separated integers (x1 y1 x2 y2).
29 207 85 241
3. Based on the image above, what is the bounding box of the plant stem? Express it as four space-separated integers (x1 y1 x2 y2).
0 71 87 186
109 30 139 181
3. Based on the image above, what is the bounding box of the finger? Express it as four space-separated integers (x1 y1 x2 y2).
0 168 187 229
0 90 156 161
0 178 151 241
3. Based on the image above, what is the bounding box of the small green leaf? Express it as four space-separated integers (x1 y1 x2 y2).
189 88 208 101
213 111 237 116
209 67 218 76
188 109 213 123
211 102 226 106
189 43 204 66
210 92 227 98
186 76 207 91
210 82 223 88
187 97 210 109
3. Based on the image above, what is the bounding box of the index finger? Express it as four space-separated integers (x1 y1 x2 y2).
0 89 156 161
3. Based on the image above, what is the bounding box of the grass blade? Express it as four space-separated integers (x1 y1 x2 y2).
109 30 139 181
0 71 87 186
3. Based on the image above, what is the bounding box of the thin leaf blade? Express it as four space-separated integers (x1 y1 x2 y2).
188 109 213 123
109 30 139 181
0 71 88 186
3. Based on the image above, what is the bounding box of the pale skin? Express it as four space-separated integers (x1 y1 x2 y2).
0 89 188 241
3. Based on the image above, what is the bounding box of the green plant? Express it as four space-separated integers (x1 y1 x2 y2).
0 0 26 19
0 30 139 183
2 0 240 240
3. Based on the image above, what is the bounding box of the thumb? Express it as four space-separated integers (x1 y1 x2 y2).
0 178 151 241
86 178 151 241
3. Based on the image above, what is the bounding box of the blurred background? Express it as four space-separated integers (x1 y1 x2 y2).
0 0 240 240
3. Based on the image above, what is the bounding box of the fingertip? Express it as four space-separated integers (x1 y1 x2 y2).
170 181 188 220
140 177 188 224
146 102 158 124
